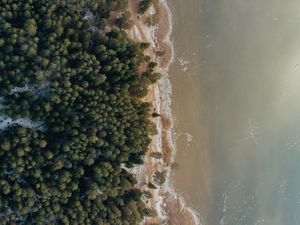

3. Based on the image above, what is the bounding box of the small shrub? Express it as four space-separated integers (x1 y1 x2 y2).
155 50 165 57
153 171 166 185
148 182 157 189
143 191 153 199
147 13 160 26
139 0 153 14
150 152 163 159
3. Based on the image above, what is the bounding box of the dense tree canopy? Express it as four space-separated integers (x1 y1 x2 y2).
0 0 160 224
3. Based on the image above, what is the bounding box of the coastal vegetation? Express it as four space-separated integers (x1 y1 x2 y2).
155 51 165 57
115 11 134 29
147 182 157 189
139 0 153 14
0 0 161 224
146 13 160 26
150 152 163 159
152 112 161 118
153 171 166 186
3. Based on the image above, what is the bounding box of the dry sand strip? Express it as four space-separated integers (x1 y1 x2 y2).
127 1 200 225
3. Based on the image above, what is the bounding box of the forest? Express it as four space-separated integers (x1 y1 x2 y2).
0 0 159 224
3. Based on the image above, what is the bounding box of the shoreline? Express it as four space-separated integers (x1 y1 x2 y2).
128 1 200 224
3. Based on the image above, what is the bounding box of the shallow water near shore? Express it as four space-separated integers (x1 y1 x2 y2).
169 0 300 224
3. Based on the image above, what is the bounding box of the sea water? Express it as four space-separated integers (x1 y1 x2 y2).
169 0 300 224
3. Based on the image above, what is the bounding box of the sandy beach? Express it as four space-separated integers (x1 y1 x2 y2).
127 1 199 224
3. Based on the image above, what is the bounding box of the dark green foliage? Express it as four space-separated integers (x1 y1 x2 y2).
140 42 151 49
139 0 153 14
145 55 151 62
145 208 157 217
150 152 163 159
153 171 166 186
155 50 165 57
143 191 153 199
147 13 160 26
147 182 157 189
149 61 158 70
0 0 160 224
149 73 162 84
115 11 134 29
152 112 161 118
